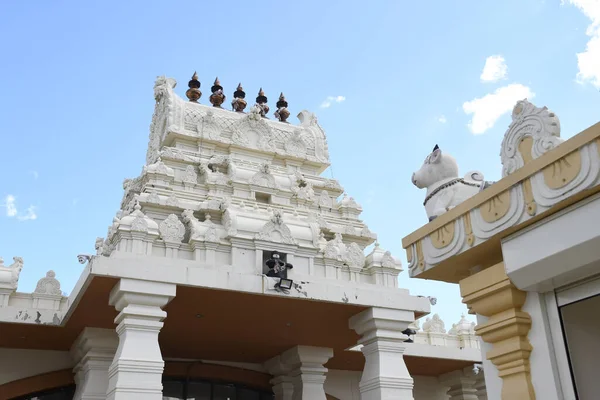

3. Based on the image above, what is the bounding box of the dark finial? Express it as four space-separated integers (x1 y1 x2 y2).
256 87 268 104
232 82 247 112
209 76 225 108
274 92 290 123
255 88 269 117
186 72 202 102
234 83 246 99
433 144 440 152
276 92 288 109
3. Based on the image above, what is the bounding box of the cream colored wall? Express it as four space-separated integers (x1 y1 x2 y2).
0 348 73 385
561 294 600 399
325 369 450 400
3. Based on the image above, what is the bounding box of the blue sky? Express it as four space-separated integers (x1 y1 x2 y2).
1 1 598 328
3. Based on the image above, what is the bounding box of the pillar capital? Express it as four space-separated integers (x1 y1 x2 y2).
439 367 480 400
460 263 535 400
280 346 333 400
70 328 118 400
349 307 414 400
264 355 294 400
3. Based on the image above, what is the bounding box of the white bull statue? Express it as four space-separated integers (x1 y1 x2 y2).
412 145 493 222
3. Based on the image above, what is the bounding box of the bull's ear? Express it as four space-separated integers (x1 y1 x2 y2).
430 145 442 163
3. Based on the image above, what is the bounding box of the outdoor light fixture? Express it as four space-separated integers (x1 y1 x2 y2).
266 250 294 292
278 278 293 290
402 328 417 343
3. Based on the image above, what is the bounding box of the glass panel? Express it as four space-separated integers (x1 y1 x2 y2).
186 381 211 400
163 379 185 399
237 387 260 400
560 294 600 399
213 383 237 400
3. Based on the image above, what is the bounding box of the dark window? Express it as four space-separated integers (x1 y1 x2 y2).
11 385 76 400
162 377 273 400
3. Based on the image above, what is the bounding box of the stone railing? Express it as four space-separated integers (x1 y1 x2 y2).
0 257 67 325
403 100 600 283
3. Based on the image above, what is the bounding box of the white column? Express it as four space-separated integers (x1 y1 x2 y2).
349 307 414 400
71 328 119 400
264 355 294 400
439 367 479 400
474 368 487 400
281 345 333 400
106 278 176 400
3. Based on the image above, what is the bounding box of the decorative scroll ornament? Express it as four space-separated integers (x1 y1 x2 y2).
0 257 24 290
159 214 185 243
255 210 297 244
34 270 62 296
500 99 562 177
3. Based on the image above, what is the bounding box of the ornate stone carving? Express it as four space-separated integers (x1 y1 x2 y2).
422 314 446 334
345 242 365 269
165 193 179 207
501 99 562 177
34 270 62 296
0 257 24 290
318 190 333 208
159 214 185 243
182 165 198 185
255 210 297 244
381 251 395 268
284 129 307 158
146 190 160 204
463 212 475 247
250 162 278 189
198 110 221 140
412 145 489 221
542 150 582 189
290 172 315 201
222 209 238 237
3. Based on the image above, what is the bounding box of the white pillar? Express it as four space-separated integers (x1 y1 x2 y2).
439 367 479 400
475 370 487 400
281 345 333 400
264 355 294 400
349 307 414 400
71 328 118 400
106 278 176 400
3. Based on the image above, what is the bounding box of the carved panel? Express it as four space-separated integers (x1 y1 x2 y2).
430 221 456 249
542 150 582 189
479 190 511 223
463 212 474 247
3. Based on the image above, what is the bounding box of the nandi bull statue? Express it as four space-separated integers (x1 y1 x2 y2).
412 145 493 222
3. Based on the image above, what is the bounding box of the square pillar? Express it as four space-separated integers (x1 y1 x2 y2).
106 278 176 400
264 355 294 400
71 328 119 400
349 307 414 400
281 345 333 400
439 367 479 400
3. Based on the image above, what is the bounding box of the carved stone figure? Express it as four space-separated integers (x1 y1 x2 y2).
34 270 62 296
412 145 491 221
422 314 446 334
159 214 185 243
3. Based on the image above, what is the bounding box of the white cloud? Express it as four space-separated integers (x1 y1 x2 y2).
480 55 508 83
437 115 447 123
462 83 535 135
4 195 17 217
563 0 600 88
18 206 37 221
3 194 37 221
320 95 346 108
